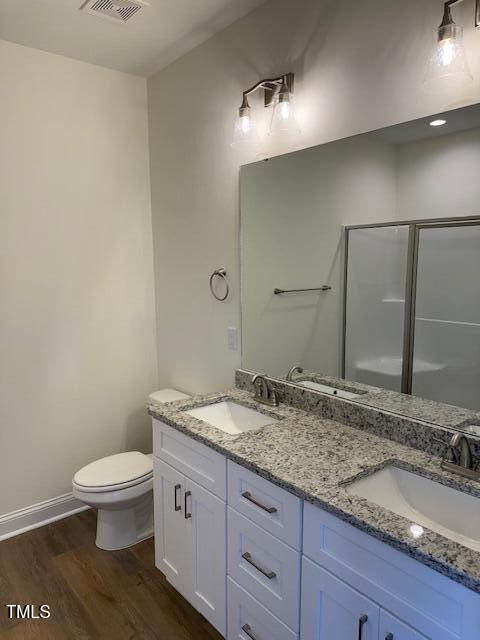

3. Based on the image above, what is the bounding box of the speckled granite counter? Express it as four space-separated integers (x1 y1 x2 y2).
149 388 480 594
283 369 480 432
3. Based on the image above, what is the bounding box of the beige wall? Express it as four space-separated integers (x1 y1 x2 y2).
241 136 398 379
147 0 480 394
0 40 157 515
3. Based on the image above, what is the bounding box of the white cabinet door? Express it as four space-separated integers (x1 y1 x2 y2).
301 558 379 640
153 458 191 600
379 611 429 640
185 476 226 635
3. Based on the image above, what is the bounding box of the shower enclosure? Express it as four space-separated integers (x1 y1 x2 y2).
343 217 480 410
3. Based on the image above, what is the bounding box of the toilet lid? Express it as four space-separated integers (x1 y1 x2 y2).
149 388 191 404
73 452 153 489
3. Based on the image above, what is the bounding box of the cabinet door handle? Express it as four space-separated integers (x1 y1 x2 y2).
174 484 181 512
241 623 258 640
184 491 192 519
241 491 277 514
242 552 276 579
385 634 394 640
358 614 368 640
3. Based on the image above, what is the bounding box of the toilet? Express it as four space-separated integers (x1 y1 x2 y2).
72 388 191 551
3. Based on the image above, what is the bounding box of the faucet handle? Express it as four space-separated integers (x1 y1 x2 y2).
432 436 458 464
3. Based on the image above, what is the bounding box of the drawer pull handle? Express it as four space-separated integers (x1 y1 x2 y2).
242 552 276 579
358 614 368 640
184 491 192 519
385 635 394 640
241 623 258 640
242 491 277 514
174 484 181 512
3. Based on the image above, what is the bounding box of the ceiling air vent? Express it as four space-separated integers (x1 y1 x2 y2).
80 0 149 24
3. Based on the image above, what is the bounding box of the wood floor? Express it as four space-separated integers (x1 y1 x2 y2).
0 510 223 640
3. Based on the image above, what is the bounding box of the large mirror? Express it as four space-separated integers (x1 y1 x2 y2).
240 103 480 429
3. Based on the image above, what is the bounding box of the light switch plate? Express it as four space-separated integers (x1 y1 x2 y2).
227 327 239 351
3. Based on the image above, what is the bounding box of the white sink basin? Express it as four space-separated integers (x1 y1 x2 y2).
185 401 279 436
297 380 362 400
345 465 480 551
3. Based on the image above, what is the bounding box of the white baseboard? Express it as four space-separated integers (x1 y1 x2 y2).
0 493 89 542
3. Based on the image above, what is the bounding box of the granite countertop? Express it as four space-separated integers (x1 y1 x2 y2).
285 369 480 432
148 388 480 594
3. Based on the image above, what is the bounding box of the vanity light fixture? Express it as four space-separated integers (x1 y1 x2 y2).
429 118 447 126
425 0 478 84
232 73 296 147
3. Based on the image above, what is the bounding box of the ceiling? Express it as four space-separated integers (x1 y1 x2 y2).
369 103 480 145
0 0 266 77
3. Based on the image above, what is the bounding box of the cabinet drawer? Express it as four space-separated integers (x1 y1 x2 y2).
152 419 226 499
227 577 297 640
227 461 301 549
303 502 478 640
228 508 300 631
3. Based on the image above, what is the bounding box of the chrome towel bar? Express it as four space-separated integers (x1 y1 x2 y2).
274 286 332 295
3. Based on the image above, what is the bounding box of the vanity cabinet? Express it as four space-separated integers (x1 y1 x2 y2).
302 502 479 640
153 421 227 635
154 458 192 598
226 461 302 639
152 419 480 640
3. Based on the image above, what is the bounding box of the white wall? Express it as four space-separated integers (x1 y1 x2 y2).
147 0 480 393
0 40 157 515
396 128 480 219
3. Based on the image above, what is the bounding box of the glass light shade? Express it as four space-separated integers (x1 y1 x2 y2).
425 24 473 85
269 93 300 138
232 106 258 148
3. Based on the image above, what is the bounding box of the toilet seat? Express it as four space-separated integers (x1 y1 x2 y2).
73 452 153 493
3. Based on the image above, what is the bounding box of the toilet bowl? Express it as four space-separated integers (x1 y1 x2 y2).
73 388 191 551
72 451 154 550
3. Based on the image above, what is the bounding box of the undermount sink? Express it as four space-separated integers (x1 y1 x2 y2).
297 380 362 400
345 465 480 552
185 400 279 436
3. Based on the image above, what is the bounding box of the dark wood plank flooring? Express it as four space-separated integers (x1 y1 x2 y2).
0 510 223 640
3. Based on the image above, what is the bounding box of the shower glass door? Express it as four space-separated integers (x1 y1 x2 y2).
344 225 410 391
411 222 480 411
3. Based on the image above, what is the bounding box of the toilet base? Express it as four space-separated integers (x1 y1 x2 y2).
95 490 154 551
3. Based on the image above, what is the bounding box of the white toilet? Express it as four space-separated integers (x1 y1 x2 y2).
72 388 190 551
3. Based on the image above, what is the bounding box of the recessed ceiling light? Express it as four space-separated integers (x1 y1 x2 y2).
430 119 447 127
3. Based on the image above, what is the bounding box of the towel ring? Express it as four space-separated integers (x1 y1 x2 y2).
210 268 229 301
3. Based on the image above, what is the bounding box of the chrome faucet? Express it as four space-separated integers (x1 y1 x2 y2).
450 433 473 469
286 365 303 381
252 375 279 407
436 432 479 480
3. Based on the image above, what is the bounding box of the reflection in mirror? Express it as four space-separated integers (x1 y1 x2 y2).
240 103 480 421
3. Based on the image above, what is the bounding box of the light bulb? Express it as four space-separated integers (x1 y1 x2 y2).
438 37 455 66
232 96 258 148
279 101 291 121
270 80 300 138
239 114 251 134
424 8 472 86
